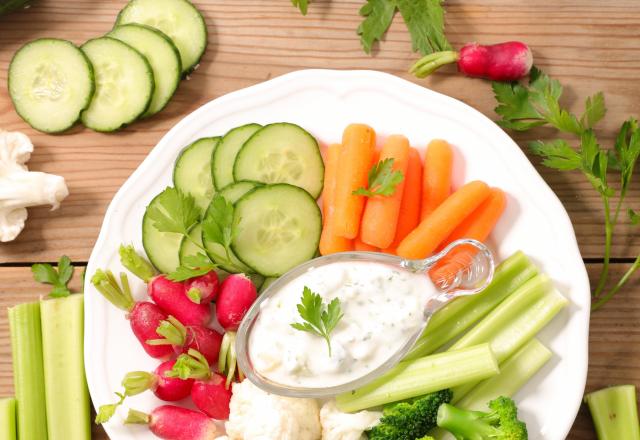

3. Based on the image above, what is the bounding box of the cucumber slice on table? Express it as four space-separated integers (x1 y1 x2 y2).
218 181 261 203
232 184 322 277
108 24 181 117
234 123 325 198
173 137 220 211
212 124 262 190
8 38 94 133
201 201 252 274
80 37 154 132
142 191 182 274
115 0 207 74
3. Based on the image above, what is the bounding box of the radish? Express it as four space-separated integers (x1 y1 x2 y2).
91 270 173 359
147 316 223 364
167 349 233 420
149 275 211 326
410 41 533 81
184 271 219 304
215 273 257 331
125 405 218 440
122 359 194 402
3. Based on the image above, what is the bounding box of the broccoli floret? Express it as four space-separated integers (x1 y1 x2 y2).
436 396 528 440
367 389 452 440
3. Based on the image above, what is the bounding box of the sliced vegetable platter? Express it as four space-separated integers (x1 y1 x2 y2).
85 69 590 440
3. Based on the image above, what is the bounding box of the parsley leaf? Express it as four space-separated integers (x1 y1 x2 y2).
614 118 640 197
31 255 74 298
529 139 581 171
291 286 343 356
168 252 218 282
353 158 404 197
628 208 640 225
202 194 238 262
146 187 201 236
395 0 451 55
291 0 309 15
358 0 397 54
95 392 125 424
580 92 607 130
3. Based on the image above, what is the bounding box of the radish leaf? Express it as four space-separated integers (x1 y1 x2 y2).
395 0 451 55
358 0 397 54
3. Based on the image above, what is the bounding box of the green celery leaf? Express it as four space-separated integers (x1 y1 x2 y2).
395 0 451 55
358 0 397 54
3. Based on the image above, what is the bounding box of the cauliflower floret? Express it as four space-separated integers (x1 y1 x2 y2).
226 380 321 440
320 400 382 440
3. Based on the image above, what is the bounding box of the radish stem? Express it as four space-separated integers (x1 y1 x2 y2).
411 51 459 78
125 409 150 425
91 270 134 311
146 316 187 346
119 244 156 282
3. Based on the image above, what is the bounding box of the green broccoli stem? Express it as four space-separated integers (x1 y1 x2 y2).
585 385 640 440
436 404 499 438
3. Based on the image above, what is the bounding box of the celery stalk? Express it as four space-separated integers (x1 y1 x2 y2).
448 274 567 400
585 385 640 440
40 295 90 440
8 302 48 440
405 251 538 360
335 343 499 412
0 397 16 440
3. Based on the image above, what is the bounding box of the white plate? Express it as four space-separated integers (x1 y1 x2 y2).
85 69 590 440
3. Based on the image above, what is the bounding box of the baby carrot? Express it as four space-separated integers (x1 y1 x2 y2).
319 144 354 255
429 187 507 283
333 124 376 239
383 147 423 254
355 236 379 252
397 180 491 260
360 135 410 249
421 139 453 220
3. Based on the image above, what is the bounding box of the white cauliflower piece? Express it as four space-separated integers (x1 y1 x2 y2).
320 400 382 440
0 130 68 242
226 380 321 440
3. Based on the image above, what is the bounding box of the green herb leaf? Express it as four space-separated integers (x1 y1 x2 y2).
529 139 582 171
613 118 640 196
353 158 405 197
31 264 59 286
357 0 397 54
580 92 607 130
202 194 238 262
628 208 640 225
290 286 344 356
291 0 309 15
31 255 74 298
95 392 125 424
57 255 73 285
395 0 451 55
167 252 217 282
146 187 201 236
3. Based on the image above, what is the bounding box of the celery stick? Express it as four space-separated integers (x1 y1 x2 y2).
8 302 48 440
585 385 640 440
0 397 16 440
40 295 90 440
335 343 499 413
405 251 538 360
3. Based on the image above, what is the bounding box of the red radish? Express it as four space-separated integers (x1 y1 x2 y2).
149 275 211 326
91 270 173 359
122 359 194 402
410 41 533 81
184 271 219 304
167 349 233 420
125 405 218 440
215 273 257 331
147 316 223 364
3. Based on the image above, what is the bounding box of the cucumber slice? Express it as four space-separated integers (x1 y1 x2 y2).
179 223 203 264
108 24 181 117
80 37 154 132
234 123 325 198
115 0 207 74
8 38 94 133
142 191 182 274
212 124 262 190
232 184 322 277
202 202 252 274
260 277 278 293
218 181 261 204
173 137 220 211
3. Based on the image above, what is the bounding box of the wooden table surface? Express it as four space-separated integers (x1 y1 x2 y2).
1 0 639 438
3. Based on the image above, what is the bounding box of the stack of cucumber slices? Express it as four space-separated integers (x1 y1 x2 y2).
144 122 325 287
7 0 207 133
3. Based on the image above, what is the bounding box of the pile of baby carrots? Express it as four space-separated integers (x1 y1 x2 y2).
319 123 507 283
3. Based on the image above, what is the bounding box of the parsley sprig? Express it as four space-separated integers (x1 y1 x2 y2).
353 158 405 197
493 67 640 310
31 255 74 297
290 287 344 356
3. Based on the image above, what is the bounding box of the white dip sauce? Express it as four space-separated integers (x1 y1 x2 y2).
248 261 437 388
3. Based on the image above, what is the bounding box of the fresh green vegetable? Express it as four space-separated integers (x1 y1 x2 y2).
353 158 404 197
212 124 262 190
8 302 48 440
31 255 74 297
585 385 640 440
492 67 640 310
357 0 396 54
95 392 125 424
291 0 308 15
405 251 537 360
0 0 30 15
119 244 156 282
290 286 343 356
436 396 528 440
368 389 452 440
168 252 217 282
173 137 220 210
218 181 262 204
0 397 16 440
335 343 499 412
179 224 204 264
40 294 90 440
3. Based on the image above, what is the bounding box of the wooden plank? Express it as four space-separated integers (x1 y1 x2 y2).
0 263 638 438
0 0 639 262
